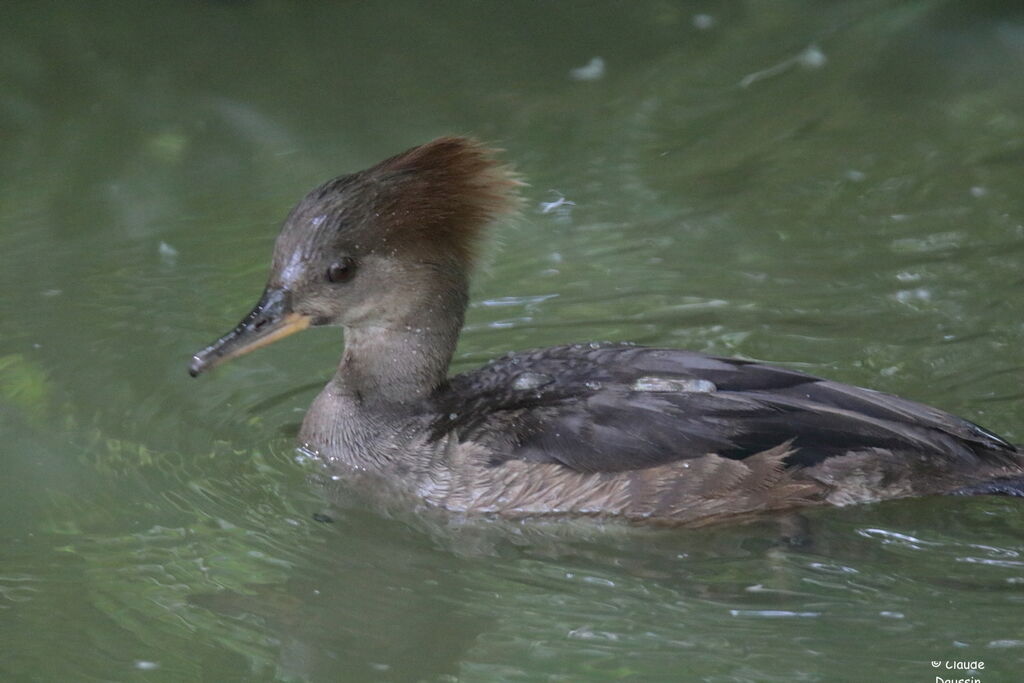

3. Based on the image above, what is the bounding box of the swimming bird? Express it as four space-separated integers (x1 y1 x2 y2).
189 137 1024 525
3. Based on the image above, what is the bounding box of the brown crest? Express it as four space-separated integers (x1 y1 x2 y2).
366 137 523 265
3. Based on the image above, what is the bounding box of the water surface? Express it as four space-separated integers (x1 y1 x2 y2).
2 1 1024 680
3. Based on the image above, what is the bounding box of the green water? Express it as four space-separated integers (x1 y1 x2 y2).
3 1 1024 680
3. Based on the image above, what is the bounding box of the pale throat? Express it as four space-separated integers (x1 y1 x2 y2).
323 260 471 407
332 309 465 405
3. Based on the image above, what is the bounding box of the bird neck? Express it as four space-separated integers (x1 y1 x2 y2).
331 284 467 407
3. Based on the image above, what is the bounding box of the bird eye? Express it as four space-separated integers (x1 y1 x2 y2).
326 257 356 283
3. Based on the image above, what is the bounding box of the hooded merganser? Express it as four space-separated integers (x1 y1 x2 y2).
189 137 1024 524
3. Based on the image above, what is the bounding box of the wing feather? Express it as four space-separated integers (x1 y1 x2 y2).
429 344 1017 474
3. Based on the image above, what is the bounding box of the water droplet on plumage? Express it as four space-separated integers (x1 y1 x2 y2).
632 377 717 393
513 372 554 391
